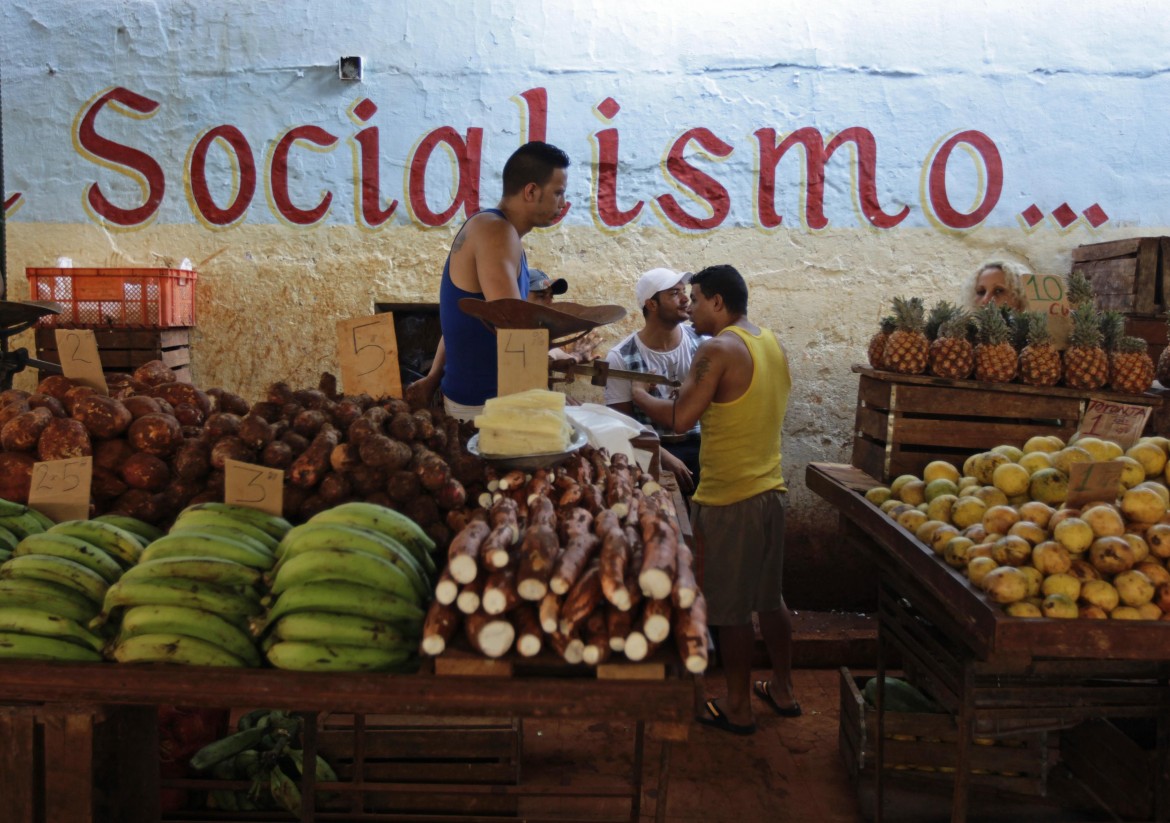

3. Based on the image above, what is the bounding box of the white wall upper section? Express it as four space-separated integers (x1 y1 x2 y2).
4 0 1170 232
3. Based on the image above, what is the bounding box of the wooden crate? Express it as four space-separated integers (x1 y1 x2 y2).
1061 718 1157 822
35 327 191 383
850 366 1163 482
315 713 522 817
838 668 1052 801
1071 236 1170 316
0 703 156 823
1125 314 1169 368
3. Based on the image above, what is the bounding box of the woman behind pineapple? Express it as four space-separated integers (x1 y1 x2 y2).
965 259 1033 312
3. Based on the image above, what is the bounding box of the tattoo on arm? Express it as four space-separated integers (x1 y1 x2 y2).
451 233 466 254
693 357 711 384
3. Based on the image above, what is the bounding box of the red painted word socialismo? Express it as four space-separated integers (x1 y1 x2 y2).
7 85 1077 232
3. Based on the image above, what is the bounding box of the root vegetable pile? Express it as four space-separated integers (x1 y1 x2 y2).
422 449 709 672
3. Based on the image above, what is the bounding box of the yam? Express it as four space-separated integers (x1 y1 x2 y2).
128 413 183 457
513 604 543 657
0 452 36 503
420 600 460 656
122 395 163 419
120 452 171 492
260 440 295 469
131 360 175 387
209 435 255 470
673 592 709 674
447 519 491 584
559 563 602 636
35 374 76 402
37 417 92 461
171 439 212 481
1 407 54 452
203 412 242 440
288 426 340 489
26 393 67 418
464 609 514 658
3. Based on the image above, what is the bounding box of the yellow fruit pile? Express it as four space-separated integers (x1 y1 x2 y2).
864 434 1170 620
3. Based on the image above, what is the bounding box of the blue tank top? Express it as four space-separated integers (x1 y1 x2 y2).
439 209 529 406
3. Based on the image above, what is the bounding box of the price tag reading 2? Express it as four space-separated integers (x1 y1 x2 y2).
1077 398 1152 451
29 457 93 523
224 459 284 517
54 329 109 395
497 328 549 396
337 314 402 399
1065 461 1124 509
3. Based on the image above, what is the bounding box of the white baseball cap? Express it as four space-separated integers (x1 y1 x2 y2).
635 268 691 309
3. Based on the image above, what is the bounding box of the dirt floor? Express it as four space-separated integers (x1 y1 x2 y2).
516 612 1122 822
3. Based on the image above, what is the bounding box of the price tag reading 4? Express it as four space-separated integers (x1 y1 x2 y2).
1065 461 1124 509
1022 274 1072 350
29 457 93 523
54 329 109 395
1077 398 1152 451
224 459 284 517
337 314 402 399
497 328 549 396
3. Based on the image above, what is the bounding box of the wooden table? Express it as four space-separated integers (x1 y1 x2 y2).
0 656 693 823
807 461 1170 823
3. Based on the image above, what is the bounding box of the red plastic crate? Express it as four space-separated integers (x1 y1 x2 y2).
26 267 197 328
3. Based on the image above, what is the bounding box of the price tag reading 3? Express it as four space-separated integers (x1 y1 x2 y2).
28 457 93 523
1077 398 1152 451
224 459 284 517
497 328 549 396
1065 461 1124 509
54 329 109 395
337 314 402 399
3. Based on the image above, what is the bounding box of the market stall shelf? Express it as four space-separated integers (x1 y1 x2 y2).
850 365 1163 483
807 461 1170 823
1071 236 1170 318
34 326 192 383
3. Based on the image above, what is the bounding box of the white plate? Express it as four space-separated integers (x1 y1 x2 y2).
467 426 588 470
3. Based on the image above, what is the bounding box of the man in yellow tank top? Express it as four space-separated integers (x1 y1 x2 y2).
631 264 796 736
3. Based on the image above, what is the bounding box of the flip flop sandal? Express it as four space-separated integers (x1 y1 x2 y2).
754 680 802 717
696 699 756 736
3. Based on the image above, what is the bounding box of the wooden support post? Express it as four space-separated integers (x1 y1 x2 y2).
0 710 36 823
42 710 94 823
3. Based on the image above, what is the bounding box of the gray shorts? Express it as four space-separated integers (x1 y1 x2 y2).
691 490 788 626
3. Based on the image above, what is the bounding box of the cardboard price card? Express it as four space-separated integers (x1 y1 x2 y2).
28 457 93 523
224 459 284 517
337 314 402 399
1065 461 1124 509
1076 398 1152 451
54 329 109 395
1021 274 1071 350
497 328 549 396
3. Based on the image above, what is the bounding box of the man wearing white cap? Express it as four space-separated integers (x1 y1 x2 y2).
603 267 702 492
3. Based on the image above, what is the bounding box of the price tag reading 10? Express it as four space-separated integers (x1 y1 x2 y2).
28 456 93 523
336 314 402 399
224 459 285 517
497 328 549 396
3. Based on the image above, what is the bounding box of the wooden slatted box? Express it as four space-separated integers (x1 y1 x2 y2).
838 668 1052 807
1071 236 1170 317
850 366 1162 482
35 327 192 384
1060 718 1156 822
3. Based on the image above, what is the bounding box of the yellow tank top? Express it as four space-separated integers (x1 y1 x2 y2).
691 325 790 506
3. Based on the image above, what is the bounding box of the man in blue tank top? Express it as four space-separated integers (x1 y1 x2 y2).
406 142 570 420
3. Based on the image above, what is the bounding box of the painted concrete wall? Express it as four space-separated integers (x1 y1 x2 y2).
4 0 1169 608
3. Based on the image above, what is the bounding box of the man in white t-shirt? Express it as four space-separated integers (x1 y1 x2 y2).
604 267 702 492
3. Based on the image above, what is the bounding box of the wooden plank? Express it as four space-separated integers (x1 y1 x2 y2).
892 384 1081 420
42 711 94 823
857 373 893 410
319 728 517 760
160 346 190 368
1081 257 1137 297
0 710 36 823
1136 237 1161 315
331 761 519 783
1071 237 1144 263
596 661 666 680
1061 719 1155 821
888 418 1068 449
432 654 515 677
854 404 891 441
850 435 888 481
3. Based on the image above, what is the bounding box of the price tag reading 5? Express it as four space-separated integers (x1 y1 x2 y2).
497 328 549 396
54 329 109 395
29 457 93 523
224 459 285 517
337 314 402 399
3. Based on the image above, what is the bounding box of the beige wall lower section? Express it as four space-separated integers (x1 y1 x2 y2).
6 222 1162 608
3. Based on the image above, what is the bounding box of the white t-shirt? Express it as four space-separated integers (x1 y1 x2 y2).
602 328 702 437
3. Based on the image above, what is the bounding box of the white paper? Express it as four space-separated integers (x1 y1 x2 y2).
565 404 651 470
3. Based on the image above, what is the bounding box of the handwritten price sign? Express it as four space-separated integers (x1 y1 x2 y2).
497 328 549 396
1077 398 1152 451
54 329 109 394
224 459 284 517
28 457 93 523
337 314 402 399
1065 461 1124 509
1022 274 1071 350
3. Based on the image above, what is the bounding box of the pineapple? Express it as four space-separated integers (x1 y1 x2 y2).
925 300 956 342
884 297 928 375
867 315 896 369
973 304 1018 383
1063 303 1108 389
929 311 974 380
1066 268 1095 308
1111 336 1155 394
1017 312 1062 387
1157 313 1170 386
